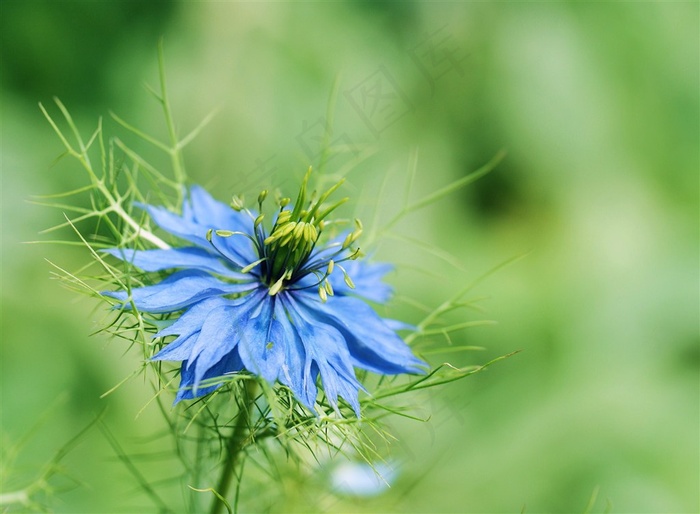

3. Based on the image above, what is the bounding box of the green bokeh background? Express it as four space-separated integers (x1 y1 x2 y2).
2 2 698 512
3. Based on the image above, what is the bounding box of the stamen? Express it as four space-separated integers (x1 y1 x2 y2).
290 166 312 220
304 178 345 221
314 197 349 223
205 229 250 270
318 284 328 302
230 194 245 211
338 264 355 289
341 219 363 250
241 257 267 274
269 274 286 296
264 221 296 245
257 189 268 206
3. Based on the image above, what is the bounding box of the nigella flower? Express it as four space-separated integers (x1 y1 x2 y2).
104 170 425 415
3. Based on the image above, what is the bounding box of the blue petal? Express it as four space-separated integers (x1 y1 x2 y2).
235 295 287 385
382 318 418 332
296 292 426 376
282 294 364 415
303 237 394 303
103 247 243 277
141 204 209 248
188 295 264 388
139 186 257 265
188 186 251 234
102 270 257 313
174 351 244 403
307 237 346 263
269 299 316 409
153 295 257 393
209 231 262 274
330 260 394 303
155 297 231 339
152 297 232 361
303 234 352 272
153 331 198 362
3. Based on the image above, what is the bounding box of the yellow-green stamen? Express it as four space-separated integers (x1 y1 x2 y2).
211 167 362 300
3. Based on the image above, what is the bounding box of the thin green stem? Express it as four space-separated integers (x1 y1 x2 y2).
209 381 258 514
381 149 506 236
158 40 187 201
317 74 341 176
39 101 171 250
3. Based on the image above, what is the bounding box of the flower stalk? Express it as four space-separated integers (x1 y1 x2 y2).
210 380 258 514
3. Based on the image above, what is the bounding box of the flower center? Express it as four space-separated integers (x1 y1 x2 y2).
219 167 363 300
263 218 319 293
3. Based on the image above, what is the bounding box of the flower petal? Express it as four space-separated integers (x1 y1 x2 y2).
174 351 244 403
155 297 231 339
269 300 316 409
151 298 230 361
102 270 257 313
330 260 394 303
235 295 287 385
139 186 257 265
282 294 364 415
209 232 262 274
189 186 251 234
140 204 209 248
189 295 264 388
104 247 243 277
296 292 426 376
382 318 417 332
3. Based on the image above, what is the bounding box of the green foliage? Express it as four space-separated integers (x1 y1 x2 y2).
1 397 101 513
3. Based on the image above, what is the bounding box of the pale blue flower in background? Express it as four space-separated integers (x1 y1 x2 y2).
331 461 397 497
104 178 425 414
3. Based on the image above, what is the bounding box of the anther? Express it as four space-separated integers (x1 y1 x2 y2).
241 257 266 274
269 275 286 296
231 195 245 211
343 271 355 289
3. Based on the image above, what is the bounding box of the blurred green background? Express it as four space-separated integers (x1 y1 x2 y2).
2 1 698 512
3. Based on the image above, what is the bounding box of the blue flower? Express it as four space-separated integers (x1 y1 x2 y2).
104 171 425 415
